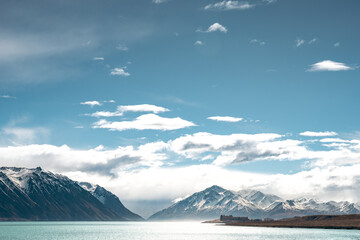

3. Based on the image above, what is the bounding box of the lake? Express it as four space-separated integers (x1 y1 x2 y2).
0 222 359 240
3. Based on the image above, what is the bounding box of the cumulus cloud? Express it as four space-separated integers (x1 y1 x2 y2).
207 116 243 122
2 130 360 204
93 114 196 131
169 132 306 165
300 131 338 137
0 142 168 177
208 23 228 33
307 60 353 72
90 104 169 118
198 23 228 33
110 67 130 76
80 101 102 107
204 1 255 11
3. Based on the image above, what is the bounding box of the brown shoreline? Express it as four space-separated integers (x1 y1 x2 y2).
205 214 360 230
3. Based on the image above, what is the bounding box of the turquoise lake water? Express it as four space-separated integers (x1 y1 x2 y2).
1 222 359 240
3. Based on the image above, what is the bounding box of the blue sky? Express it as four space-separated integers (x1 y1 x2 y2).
1 0 360 217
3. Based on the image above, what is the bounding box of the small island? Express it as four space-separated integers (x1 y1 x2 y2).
204 214 360 230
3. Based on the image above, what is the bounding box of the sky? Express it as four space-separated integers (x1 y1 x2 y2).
1 0 360 218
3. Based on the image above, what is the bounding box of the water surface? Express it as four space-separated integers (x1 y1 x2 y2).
0 222 359 240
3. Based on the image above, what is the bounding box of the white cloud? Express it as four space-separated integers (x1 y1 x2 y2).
0 95 16 99
334 42 340 47
116 44 128 51
2 127 50 145
2 130 360 204
308 38 317 44
152 0 168 3
199 23 228 33
80 101 102 107
319 138 349 143
57 163 360 204
169 132 307 165
207 116 243 122
93 114 196 131
296 38 305 47
194 41 204 46
204 1 255 11
263 0 277 4
93 57 104 61
300 131 338 137
118 104 169 114
90 111 123 118
250 39 265 45
110 67 130 76
90 104 169 118
308 60 352 72
104 100 116 103
0 142 168 177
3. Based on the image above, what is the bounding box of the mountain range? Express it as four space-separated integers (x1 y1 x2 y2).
0 167 143 221
149 185 360 220
1 167 359 221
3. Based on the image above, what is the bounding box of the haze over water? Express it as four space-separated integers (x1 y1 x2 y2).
1 222 359 240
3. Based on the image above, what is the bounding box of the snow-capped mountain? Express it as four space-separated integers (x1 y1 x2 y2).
0 167 142 221
79 182 143 221
149 185 360 220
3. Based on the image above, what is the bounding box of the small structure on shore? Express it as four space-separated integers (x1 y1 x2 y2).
220 215 249 222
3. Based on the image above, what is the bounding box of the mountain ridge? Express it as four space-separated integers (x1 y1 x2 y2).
149 185 360 221
0 167 142 221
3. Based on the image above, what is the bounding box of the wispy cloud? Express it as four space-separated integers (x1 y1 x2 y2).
307 60 353 72
93 114 196 131
308 38 317 44
300 131 338 137
296 38 305 47
204 1 255 11
2 126 50 145
93 57 104 61
152 0 168 3
0 95 16 99
334 42 340 47
116 44 129 51
208 116 243 122
197 23 228 33
80 101 102 107
90 104 169 118
250 39 266 45
194 41 204 46
110 67 130 76
103 100 116 103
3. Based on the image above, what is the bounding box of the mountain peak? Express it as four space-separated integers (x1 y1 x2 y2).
149 185 360 221
0 167 143 221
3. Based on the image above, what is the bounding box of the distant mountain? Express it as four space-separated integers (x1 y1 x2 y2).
149 185 360 221
0 167 142 221
79 182 143 221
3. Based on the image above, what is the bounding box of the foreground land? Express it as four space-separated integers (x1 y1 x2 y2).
205 214 360 230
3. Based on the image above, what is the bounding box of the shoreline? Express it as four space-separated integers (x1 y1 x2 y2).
204 214 360 230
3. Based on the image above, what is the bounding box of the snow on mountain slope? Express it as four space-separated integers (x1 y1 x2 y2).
79 182 143 221
149 185 360 220
0 167 142 221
